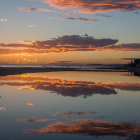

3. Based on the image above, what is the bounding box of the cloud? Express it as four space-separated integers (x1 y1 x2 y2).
46 61 76 65
56 111 95 115
0 19 7 22
18 7 60 13
27 103 34 106
0 34 118 48
135 11 139 14
48 17 54 19
66 12 75 15
63 116 71 119
0 107 6 110
96 14 112 17
0 35 140 56
58 17 98 21
28 25 35 27
0 35 118 55
24 119 140 137
35 0 140 14
0 49 47 55
45 61 87 66
121 58 140 60
105 43 140 51
17 119 56 122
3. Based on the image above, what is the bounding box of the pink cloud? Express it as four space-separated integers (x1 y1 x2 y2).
28 25 35 27
18 7 60 13
0 19 7 22
39 0 140 14
58 17 98 21
27 103 34 106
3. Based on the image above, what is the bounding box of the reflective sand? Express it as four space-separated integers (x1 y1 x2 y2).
0 71 140 140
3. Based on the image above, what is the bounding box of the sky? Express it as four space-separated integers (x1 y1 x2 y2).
0 0 140 65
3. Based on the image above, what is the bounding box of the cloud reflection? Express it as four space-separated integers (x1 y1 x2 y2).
17 119 56 122
56 111 96 115
0 74 140 98
24 119 140 137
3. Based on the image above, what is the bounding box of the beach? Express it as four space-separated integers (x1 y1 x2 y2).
0 70 140 140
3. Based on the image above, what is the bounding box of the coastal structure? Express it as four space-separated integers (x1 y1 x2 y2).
128 59 140 68
134 59 140 67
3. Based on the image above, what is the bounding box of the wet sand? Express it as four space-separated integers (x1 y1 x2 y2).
0 67 140 76
0 67 76 76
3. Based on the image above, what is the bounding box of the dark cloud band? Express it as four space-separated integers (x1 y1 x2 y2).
0 35 140 55
58 17 98 21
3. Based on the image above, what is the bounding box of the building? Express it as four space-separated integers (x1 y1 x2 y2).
134 59 140 67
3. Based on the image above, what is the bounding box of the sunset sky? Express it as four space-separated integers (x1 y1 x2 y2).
0 0 140 65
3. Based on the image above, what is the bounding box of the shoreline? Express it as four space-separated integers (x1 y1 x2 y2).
0 67 140 76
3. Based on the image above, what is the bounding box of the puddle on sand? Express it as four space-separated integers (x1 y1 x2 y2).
0 71 140 140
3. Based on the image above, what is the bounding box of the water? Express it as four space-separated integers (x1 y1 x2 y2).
0 64 112 69
0 71 140 140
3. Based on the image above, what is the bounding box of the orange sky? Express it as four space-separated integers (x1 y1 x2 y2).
0 0 140 64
